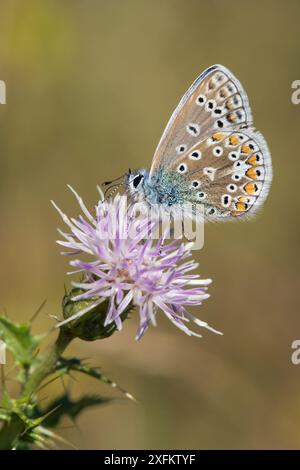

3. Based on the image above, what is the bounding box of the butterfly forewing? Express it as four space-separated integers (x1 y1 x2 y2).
150 64 253 176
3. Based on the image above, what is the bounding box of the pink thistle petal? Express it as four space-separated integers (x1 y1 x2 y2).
53 189 220 339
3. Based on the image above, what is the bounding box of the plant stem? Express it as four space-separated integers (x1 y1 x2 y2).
23 327 73 398
0 327 74 450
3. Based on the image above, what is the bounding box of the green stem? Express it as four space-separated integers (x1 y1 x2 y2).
23 327 73 398
0 327 74 450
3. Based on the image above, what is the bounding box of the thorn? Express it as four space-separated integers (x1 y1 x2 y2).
30 299 47 323
37 374 61 393
91 365 138 403
48 314 60 321
33 348 40 359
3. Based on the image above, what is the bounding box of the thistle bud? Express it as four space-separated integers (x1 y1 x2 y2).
62 288 132 341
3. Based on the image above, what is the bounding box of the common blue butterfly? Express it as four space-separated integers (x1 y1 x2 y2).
116 65 272 220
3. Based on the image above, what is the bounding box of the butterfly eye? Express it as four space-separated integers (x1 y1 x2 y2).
198 192 207 200
196 94 206 106
177 163 187 174
132 174 144 188
227 184 237 193
213 146 223 157
189 150 202 160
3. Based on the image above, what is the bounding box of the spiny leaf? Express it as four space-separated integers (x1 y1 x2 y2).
0 315 43 368
37 425 76 449
54 357 137 402
17 425 76 450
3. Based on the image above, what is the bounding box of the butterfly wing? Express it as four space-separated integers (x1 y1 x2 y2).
168 129 272 219
149 64 272 219
150 64 252 175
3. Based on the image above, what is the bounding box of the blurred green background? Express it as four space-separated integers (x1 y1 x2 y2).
0 0 300 449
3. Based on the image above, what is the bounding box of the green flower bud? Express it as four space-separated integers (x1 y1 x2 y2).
62 288 132 341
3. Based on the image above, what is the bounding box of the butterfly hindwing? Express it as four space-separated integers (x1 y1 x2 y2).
169 129 272 219
150 64 253 176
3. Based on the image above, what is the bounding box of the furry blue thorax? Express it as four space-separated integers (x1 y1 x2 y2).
126 168 189 206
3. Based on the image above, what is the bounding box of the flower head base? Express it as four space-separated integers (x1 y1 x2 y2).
52 187 221 340
62 287 133 341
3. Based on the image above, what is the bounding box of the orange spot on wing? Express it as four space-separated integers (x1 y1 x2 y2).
241 144 252 154
229 135 239 145
247 155 258 166
238 196 248 203
244 182 256 194
246 167 257 180
212 133 225 141
235 201 248 212
231 210 242 217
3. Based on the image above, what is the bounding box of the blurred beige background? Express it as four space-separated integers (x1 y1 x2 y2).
0 0 300 449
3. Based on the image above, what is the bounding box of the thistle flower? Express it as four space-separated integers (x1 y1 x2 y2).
52 187 221 340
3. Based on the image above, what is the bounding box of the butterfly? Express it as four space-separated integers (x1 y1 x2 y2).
121 64 272 220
